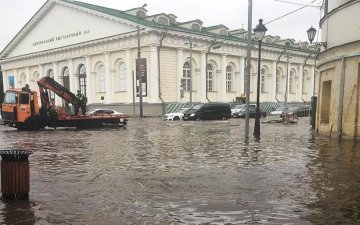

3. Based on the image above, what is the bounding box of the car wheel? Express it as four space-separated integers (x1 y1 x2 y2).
173 116 180 121
196 117 201 121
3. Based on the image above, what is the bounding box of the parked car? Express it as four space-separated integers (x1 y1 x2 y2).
285 105 312 117
86 109 124 116
232 105 267 118
269 106 287 116
162 108 189 121
86 109 126 124
231 104 245 115
183 103 231 121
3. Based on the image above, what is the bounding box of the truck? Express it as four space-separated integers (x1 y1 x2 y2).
1 77 128 130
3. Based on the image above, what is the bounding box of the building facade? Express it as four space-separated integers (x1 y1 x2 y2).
316 0 360 138
0 0 317 116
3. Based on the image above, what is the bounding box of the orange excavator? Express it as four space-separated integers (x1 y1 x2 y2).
1 77 128 130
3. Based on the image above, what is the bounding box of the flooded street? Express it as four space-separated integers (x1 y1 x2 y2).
0 117 359 225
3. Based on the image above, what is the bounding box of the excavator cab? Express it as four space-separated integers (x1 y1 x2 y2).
1 88 42 130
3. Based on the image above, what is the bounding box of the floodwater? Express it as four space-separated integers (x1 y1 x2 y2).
0 117 359 225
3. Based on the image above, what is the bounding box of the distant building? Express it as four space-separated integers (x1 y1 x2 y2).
316 0 360 138
0 0 316 116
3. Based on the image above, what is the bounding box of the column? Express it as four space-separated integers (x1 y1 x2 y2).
270 61 277 102
25 67 31 86
68 59 75 94
104 53 112 104
238 57 245 96
310 65 315 96
125 49 133 103
298 64 304 101
3 70 8 91
199 51 206 102
13 69 18 88
85 56 93 104
220 54 227 102
150 46 159 103
177 48 184 102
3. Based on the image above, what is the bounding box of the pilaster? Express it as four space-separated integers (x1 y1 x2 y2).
177 48 184 102
150 46 159 103
271 61 277 101
220 54 227 102
199 51 206 102
104 52 112 104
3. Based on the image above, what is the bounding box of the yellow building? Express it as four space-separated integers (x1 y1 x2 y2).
316 0 360 138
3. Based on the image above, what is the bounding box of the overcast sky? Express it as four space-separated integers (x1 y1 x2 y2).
0 0 323 52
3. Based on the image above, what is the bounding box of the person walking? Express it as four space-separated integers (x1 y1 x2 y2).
74 90 87 116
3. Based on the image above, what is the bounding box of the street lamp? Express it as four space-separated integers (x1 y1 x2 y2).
205 40 222 102
184 37 196 103
253 19 267 138
307 26 327 49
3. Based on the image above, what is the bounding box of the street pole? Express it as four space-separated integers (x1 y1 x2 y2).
189 38 193 103
284 50 290 123
244 0 253 142
137 26 143 117
254 40 262 137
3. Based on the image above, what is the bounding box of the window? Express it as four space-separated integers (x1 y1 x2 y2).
220 29 227 36
78 64 87 96
46 69 55 102
136 10 146 18
289 71 295 93
119 62 127 92
226 66 232 92
183 62 191 91
169 17 176 24
47 69 54 78
4 91 17 104
158 16 169 25
191 23 201 31
19 93 29 104
98 65 105 92
62 67 70 90
207 64 213 91
261 68 266 93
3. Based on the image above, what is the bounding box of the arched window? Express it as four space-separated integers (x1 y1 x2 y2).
191 23 201 31
302 70 308 94
33 72 40 90
78 64 87 96
182 61 191 91
46 69 55 103
261 68 266 93
158 16 169 25
19 73 26 88
62 67 70 90
289 70 296 94
207 64 213 91
119 62 127 92
98 65 105 92
226 66 232 92
136 10 146 18
46 69 54 78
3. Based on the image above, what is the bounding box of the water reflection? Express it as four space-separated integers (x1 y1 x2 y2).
0 118 358 224
0 199 36 225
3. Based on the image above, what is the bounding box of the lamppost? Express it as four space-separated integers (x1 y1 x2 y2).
185 37 196 103
205 40 222 102
253 19 267 138
137 26 144 117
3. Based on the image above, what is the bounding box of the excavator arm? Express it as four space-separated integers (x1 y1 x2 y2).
37 77 77 108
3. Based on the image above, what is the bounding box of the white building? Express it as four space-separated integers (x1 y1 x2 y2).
0 0 317 116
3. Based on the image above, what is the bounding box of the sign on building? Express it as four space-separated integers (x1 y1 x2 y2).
136 58 147 97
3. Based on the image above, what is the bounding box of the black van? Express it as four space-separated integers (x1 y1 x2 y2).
182 103 231 121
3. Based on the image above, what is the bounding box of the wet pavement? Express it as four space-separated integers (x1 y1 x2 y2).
0 117 359 225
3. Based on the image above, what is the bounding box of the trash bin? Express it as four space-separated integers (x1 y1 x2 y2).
0 150 33 200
